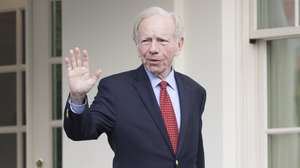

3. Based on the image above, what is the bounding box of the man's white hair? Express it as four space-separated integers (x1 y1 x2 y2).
132 6 184 45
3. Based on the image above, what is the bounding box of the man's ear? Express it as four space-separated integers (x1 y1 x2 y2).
175 37 184 56
178 37 184 51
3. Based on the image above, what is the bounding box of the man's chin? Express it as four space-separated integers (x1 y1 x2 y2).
147 67 161 74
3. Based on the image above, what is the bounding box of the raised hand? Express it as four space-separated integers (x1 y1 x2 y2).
64 47 102 103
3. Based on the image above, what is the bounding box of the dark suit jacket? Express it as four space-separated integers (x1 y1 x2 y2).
64 65 206 168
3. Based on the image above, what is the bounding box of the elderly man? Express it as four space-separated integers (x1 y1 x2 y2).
64 6 206 168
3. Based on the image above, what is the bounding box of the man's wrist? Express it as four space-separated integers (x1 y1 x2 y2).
70 92 86 104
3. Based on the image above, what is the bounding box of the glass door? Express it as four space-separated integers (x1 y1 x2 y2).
0 1 26 168
0 0 63 168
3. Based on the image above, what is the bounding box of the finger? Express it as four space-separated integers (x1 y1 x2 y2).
92 68 102 81
64 57 72 71
68 49 76 69
82 49 89 69
74 47 82 66
70 49 77 68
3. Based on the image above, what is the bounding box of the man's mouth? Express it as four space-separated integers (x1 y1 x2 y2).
148 59 160 63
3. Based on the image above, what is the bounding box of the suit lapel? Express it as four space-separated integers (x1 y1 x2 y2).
132 66 172 152
175 72 191 157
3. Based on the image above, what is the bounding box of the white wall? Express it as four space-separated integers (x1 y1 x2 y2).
63 0 222 168
183 1 222 168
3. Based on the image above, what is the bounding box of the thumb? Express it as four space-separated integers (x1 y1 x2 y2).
92 68 102 81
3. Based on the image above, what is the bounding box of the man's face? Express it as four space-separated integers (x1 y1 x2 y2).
137 15 183 78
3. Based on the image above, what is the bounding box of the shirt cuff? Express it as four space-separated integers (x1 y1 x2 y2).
68 97 87 114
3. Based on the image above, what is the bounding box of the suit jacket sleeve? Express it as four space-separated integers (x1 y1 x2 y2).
64 79 116 141
197 89 206 168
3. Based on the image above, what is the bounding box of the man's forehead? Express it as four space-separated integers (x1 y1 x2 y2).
140 15 175 26
139 33 174 38
138 15 176 34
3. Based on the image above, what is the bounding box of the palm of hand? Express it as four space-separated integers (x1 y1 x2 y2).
65 48 102 98
68 66 96 95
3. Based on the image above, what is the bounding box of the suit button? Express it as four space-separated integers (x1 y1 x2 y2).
175 160 179 166
65 109 69 118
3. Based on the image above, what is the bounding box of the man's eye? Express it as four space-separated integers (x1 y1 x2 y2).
157 39 169 45
141 39 151 44
142 39 151 42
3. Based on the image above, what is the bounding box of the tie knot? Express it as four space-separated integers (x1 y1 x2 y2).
160 81 168 89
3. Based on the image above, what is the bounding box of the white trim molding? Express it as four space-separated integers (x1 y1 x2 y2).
266 127 300 135
222 0 268 168
222 0 240 167
251 27 300 40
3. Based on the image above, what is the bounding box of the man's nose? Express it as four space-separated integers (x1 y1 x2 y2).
149 41 159 55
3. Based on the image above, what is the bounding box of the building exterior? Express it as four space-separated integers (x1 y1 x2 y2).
0 0 299 168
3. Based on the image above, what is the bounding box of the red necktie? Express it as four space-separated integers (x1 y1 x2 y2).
159 81 179 154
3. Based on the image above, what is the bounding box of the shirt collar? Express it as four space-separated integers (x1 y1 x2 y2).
145 68 177 90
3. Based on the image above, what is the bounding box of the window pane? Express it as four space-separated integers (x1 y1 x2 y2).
268 134 300 168
53 128 62 168
22 9 26 64
267 38 300 128
23 132 26 168
0 133 17 168
51 0 62 57
52 64 62 120
22 71 26 125
0 73 16 126
0 11 16 65
258 0 295 29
